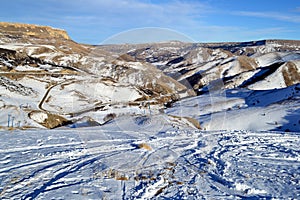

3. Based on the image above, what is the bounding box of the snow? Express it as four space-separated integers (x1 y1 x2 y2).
234 183 267 195
42 79 142 114
0 44 28 51
255 52 300 67
0 80 299 198
0 59 13 68
167 84 300 132
30 112 48 123
15 65 44 71
248 66 286 90
0 80 300 199
0 127 299 199
0 38 300 199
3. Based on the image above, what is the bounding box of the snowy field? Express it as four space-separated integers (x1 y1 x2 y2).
0 120 299 199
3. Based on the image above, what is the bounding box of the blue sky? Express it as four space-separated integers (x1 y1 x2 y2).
1 0 299 44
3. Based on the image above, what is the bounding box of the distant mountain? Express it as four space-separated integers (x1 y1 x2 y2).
0 22 299 129
106 39 300 93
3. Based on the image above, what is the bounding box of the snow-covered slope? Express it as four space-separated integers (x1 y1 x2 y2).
167 83 300 132
0 127 299 199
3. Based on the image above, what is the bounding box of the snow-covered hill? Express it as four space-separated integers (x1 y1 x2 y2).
0 23 194 129
167 83 300 132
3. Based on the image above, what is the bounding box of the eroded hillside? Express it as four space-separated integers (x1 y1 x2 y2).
0 23 194 129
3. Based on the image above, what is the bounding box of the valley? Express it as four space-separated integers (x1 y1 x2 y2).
0 22 299 199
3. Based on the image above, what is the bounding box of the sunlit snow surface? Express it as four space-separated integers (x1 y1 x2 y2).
1 83 300 199
0 124 299 199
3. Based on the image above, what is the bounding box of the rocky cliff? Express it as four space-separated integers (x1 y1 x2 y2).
0 22 70 41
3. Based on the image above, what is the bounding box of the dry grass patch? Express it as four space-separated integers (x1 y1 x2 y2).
169 115 201 129
184 116 201 129
137 143 152 151
237 56 257 71
282 62 300 86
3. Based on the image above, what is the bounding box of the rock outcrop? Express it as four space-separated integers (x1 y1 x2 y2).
0 22 70 40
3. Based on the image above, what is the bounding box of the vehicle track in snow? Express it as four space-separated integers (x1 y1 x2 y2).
123 131 300 199
0 135 137 199
0 129 299 199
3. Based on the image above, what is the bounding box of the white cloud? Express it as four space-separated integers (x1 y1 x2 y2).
54 0 209 18
234 11 300 23
188 26 293 42
47 0 212 43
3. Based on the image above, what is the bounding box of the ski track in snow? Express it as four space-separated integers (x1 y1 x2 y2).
0 128 299 199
